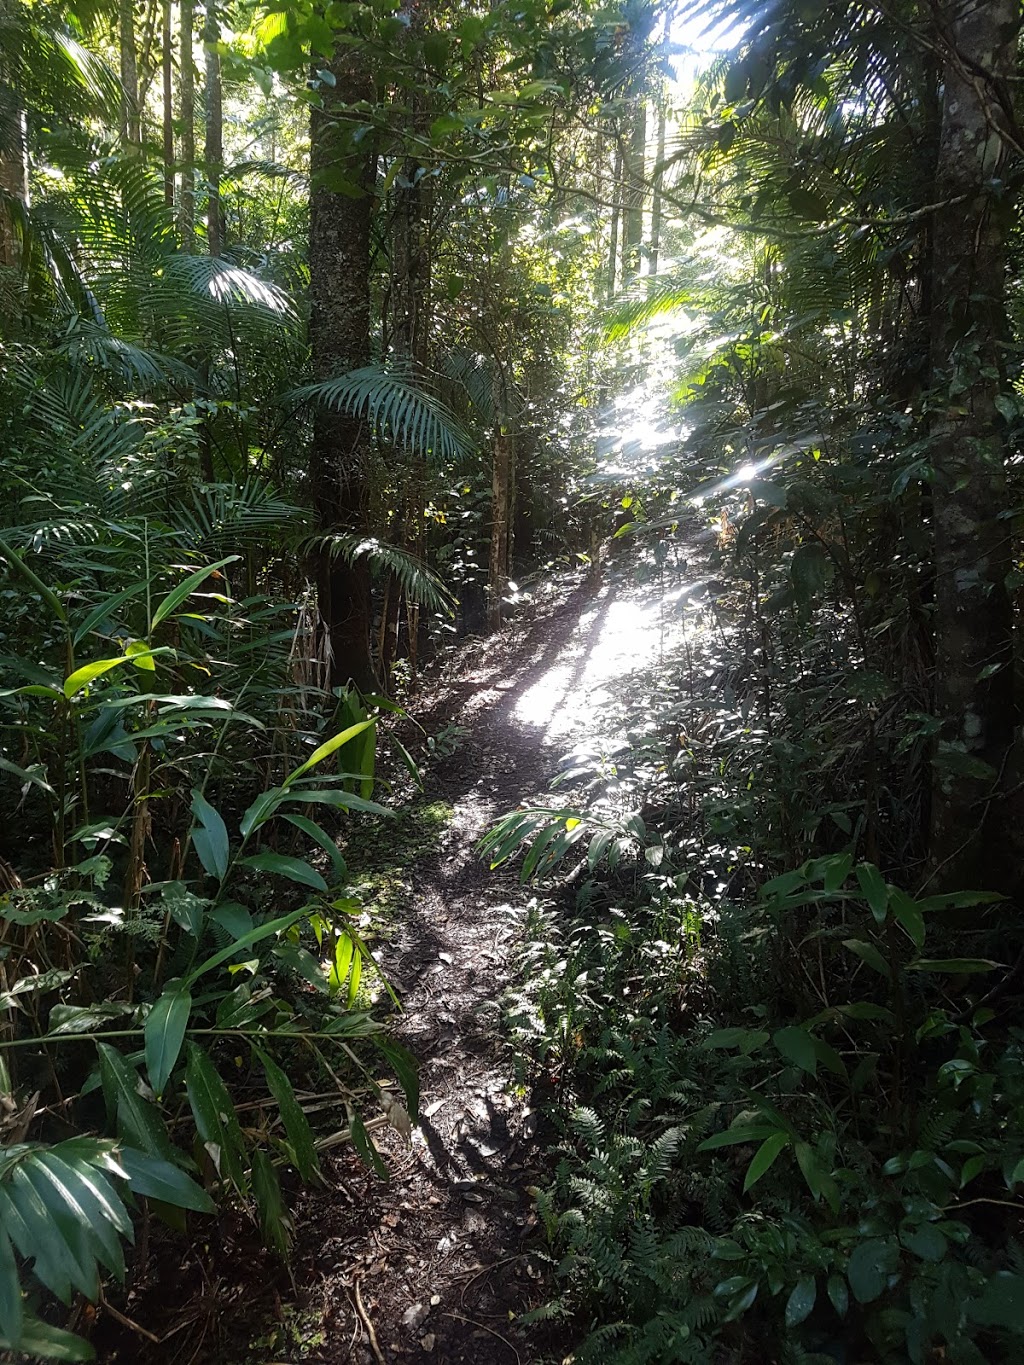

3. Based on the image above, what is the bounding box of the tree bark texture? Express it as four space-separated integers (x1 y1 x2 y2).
621 100 645 281
309 49 378 692
178 0 195 249
0 107 27 271
204 0 223 256
488 368 515 631
927 0 1020 887
162 0 174 207
648 101 665 276
119 0 140 145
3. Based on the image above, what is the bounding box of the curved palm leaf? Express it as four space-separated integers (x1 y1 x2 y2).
289 366 473 464
303 532 455 615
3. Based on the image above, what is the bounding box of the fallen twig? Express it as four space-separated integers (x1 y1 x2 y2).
353 1274 387 1365
442 1311 521 1363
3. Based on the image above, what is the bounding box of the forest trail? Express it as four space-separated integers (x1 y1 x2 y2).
287 564 693 1365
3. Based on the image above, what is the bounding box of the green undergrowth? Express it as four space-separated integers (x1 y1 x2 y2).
490 569 1024 1365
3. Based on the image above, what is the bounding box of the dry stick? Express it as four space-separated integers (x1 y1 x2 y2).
352 1275 386 1365
98 1291 161 1345
442 1311 521 1363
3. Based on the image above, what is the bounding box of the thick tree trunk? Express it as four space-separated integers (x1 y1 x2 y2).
162 0 174 207
0 106 27 270
928 0 1021 887
309 49 378 693
204 0 223 256
178 0 195 249
119 0 140 146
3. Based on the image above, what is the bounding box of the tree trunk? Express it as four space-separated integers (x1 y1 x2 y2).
119 0 140 146
621 100 645 282
488 368 514 632
648 101 665 276
927 0 1021 887
0 105 28 271
162 0 174 207
309 47 378 693
178 0 195 249
204 0 223 256
606 139 621 299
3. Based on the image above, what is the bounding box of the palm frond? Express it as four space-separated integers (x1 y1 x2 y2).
290 365 473 464
304 532 455 614
173 478 305 554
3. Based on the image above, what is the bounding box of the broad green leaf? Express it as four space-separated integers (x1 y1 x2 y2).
185 909 306 985
0 756 54 795
251 1148 288 1255
285 720 376 785
97 1045 175 1160
64 656 130 699
856 863 889 923
285 788 391 817
329 932 355 994
117 1149 214 1213
251 1047 320 1183
743 1132 788 1192
72 581 149 645
190 788 230 881
144 982 192 1097
239 786 285 838
185 1044 246 1191
282 813 347 880
842 938 891 977
847 1237 898 1304
773 1026 818 1076
0 1225 22 1346
889 890 925 950
827 1273 848 1317
907 958 1000 973
125 640 156 671
0 1315 95 1360
701 1028 769 1054
151 556 239 630
785 1275 817 1327
238 850 328 891
349 1111 389 1181
698 1125 778 1151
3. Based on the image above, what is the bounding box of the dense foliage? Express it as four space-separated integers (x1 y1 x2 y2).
3 0 1024 1359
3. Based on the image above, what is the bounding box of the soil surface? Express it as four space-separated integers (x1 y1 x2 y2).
287 571 614 1365
93 560 685 1365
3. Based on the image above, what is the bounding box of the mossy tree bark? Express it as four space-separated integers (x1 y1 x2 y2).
178 0 195 249
928 0 1021 886
204 0 223 256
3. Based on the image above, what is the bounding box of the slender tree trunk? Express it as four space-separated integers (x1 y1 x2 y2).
162 0 174 207
309 48 378 692
488 367 514 631
621 100 646 282
927 0 1021 887
204 0 223 256
607 140 621 299
648 102 665 276
178 0 195 249
119 0 140 146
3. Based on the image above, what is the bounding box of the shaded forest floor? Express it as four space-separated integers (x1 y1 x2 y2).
97 552 699 1365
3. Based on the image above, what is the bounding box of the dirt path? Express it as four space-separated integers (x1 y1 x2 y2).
282 577 597 1364
281 565 694 1365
